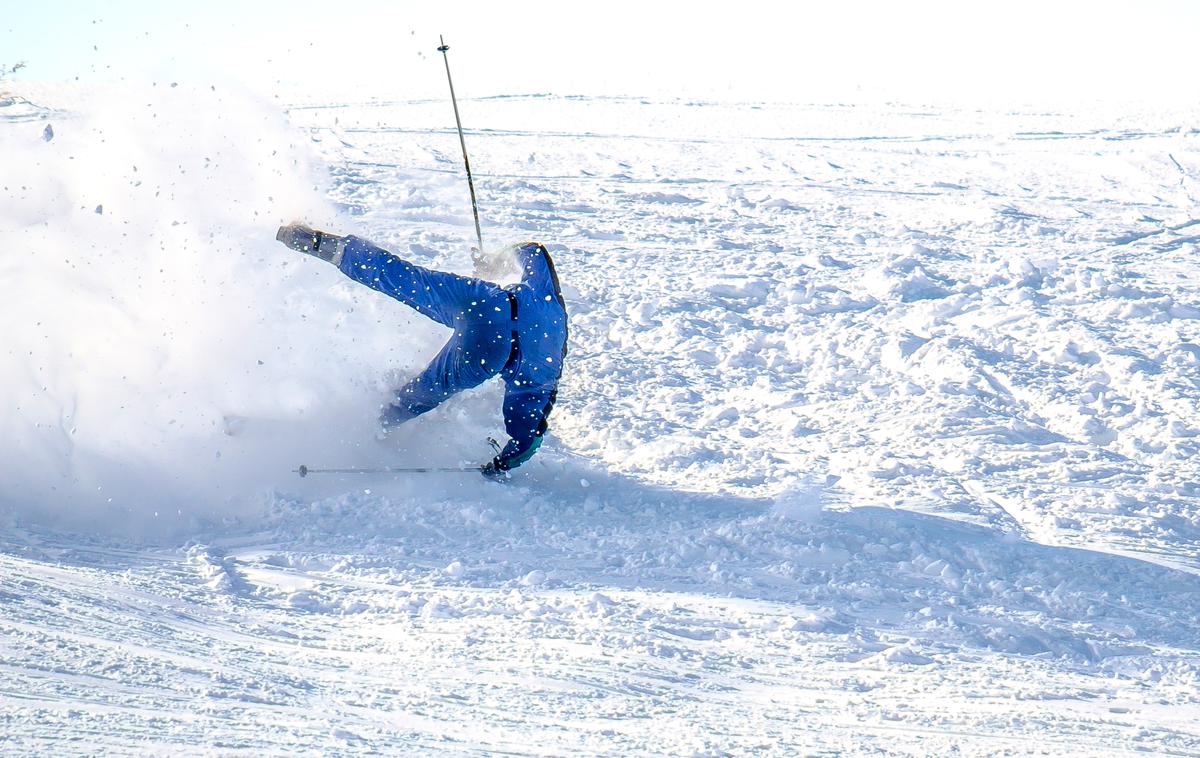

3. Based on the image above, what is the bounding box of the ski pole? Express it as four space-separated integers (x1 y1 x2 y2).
437 35 485 254
296 464 478 478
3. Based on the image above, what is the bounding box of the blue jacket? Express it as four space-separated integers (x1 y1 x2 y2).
496 243 569 469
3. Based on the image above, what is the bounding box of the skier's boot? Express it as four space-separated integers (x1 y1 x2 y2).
276 223 346 265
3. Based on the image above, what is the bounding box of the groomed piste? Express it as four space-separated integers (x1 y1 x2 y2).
2 84 1199 754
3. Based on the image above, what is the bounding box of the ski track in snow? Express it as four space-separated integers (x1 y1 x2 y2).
3 92 1200 754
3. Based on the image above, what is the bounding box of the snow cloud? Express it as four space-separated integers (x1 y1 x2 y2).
0 84 436 532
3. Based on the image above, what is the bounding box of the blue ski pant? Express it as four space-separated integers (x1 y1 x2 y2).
337 237 514 427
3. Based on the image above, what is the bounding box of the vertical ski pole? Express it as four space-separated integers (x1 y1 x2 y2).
437 35 485 255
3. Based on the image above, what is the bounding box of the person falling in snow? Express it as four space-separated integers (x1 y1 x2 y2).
276 224 568 480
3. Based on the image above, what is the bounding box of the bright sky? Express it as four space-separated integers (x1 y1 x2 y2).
2 0 1197 105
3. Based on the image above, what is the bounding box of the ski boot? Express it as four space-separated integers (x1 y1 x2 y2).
276 223 346 265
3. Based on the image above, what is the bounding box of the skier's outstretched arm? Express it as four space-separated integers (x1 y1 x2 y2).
485 383 558 476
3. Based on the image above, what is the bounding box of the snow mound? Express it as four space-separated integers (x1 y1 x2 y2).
770 478 825 523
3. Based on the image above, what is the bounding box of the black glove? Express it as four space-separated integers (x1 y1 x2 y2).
480 459 510 481
277 223 345 265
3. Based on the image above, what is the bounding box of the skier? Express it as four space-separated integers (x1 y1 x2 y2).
276 224 567 480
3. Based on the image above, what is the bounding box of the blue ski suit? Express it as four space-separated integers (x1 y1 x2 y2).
337 237 568 471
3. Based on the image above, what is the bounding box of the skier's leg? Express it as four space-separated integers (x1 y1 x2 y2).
380 327 512 428
338 236 495 328
380 346 459 427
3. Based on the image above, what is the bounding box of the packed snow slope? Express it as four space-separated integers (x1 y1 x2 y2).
3 86 1200 754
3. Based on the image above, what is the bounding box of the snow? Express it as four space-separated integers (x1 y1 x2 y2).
2 84 1200 754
